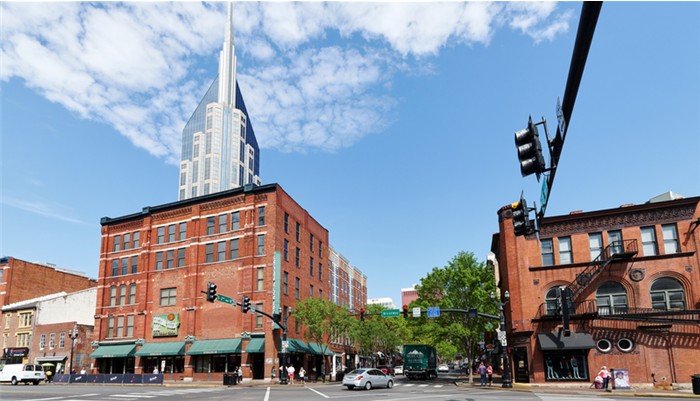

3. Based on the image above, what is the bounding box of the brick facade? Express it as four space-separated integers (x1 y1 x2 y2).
492 195 700 386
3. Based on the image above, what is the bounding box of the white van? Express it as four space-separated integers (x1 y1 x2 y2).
0 364 46 385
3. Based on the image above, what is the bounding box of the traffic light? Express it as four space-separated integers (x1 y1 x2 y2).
206 282 217 303
360 308 365 321
242 295 251 313
511 197 533 236
468 308 477 318
514 116 546 177
403 305 408 318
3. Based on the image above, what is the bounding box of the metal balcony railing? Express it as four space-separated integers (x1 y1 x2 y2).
567 239 637 300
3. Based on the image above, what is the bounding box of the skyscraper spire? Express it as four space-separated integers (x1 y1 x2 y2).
218 2 237 107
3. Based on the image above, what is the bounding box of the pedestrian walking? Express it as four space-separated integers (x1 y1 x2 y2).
598 365 610 391
237 366 243 383
299 367 306 384
478 362 487 386
271 366 276 383
287 365 296 384
486 364 493 386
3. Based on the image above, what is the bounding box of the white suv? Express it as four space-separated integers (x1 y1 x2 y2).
0 364 46 385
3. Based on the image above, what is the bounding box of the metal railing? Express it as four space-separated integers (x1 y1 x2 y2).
567 239 637 299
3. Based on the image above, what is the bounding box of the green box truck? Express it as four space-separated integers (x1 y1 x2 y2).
402 344 437 380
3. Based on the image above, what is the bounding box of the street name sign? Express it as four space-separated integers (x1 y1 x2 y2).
217 294 234 304
427 307 440 318
382 309 400 318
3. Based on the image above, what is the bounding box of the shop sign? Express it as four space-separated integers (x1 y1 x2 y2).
152 313 180 337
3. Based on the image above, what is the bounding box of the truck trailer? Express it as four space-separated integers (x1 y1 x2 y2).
402 344 437 380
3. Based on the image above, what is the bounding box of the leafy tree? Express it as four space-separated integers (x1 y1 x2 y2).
348 304 411 365
410 251 498 381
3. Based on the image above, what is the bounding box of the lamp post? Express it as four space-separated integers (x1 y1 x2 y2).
68 327 79 374
491 291 512 388
280 308 292 385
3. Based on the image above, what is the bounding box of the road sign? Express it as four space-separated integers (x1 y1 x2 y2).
412 307 421 318
427 307 440 318
381 309 400 318
217 294 234 304
540 179 549 215
556 97 567 135
498 331 507 346
281 340 288 353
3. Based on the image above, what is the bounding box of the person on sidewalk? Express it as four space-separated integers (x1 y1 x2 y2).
287 365 295 384
598 366 610 391
486 364 493 386
478 362 487 387
271 366 276 383
299 367 306 385
237 366 243 384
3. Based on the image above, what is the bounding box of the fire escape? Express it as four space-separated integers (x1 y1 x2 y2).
567 239 638 301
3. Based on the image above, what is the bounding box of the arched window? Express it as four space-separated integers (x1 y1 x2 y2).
596 281 627 315
651 278 686 310
545 287 559 315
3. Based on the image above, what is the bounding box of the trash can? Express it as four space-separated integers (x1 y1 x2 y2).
224 372 236 385
691 374 700 395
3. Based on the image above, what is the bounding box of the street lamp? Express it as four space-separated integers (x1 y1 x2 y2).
280 307 292 385
68 327 79 374
491 290 512 388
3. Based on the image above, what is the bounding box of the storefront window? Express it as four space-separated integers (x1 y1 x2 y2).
143 356 184 373
543 350 589 382
193 354 241 373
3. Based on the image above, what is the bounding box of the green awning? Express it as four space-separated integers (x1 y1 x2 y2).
136 341 185 357
244 338 265 353
187 338 242 355
90 344 137 358
286 339 309 353
307 342 334 356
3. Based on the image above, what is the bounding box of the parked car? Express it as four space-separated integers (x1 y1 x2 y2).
342 368 394 390
438 364 450 372
394 365 404 375
448 363 455 370
0 364 46 385
377 365 394 375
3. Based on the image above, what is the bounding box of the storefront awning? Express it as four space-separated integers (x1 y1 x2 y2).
187 338 242 355
90 344 137 358
286 339 310 353
537 332 595 350
244 338 265 353
35 356 68 363
136 341 186 357
307 342 334 356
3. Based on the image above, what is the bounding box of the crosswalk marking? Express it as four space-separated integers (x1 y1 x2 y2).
418 384 429 387
536 394 617 401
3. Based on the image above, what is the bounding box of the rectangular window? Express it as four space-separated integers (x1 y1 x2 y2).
129 283 136 304
310 285 314 298
121 257 128 275
296 222 301 242
255 304 263 328
662 224 680 254
541 239 554 266
160 288 177 306
559 237 572 264
49 333 55 348
608 230 623 255
295 278 300 299
295 248 300 268
107 316 114 338
284 213 289 233
257 267 264 291
218 214 228 233
157 227 165 244
310 257 314 276
231 211 240 230
217 241 226 261
166 250 174 269
119 285 127 305
116 316 124 337
114 235 121 252
130 255 138 274
319 263 323 281
258 206 265 226
110 286 117 306
319 289 322 299
310 234 314 251
123 233 131 250
641 226 658 256
165 225 174 243
205 243 214 263
112 260 119 276
319 241 323 258
177 248 186 267
283 271 288 295
19 313 32 327
133 231 140 248
40 334 46 350
178 222 187 241
589 233 603 261
257 234 265 256
284 240 289 261
230 239 239 259
155 252 163 270
126 315 134 338
206 217 215 235
59 332 65 348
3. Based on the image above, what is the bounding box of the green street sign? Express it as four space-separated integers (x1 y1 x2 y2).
217 294 234 304
381 309 400 318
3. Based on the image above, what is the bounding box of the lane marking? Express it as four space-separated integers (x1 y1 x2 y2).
307 387 330 398
25 395 100 401
263 386 271 401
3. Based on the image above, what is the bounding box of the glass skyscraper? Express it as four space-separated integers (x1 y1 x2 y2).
178 4 260 200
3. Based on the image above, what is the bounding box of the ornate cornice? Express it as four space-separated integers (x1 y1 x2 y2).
152 207 192 221
113 220 143 232
200 196 245 211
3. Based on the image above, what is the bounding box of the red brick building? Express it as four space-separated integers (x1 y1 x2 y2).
93 184 341 381
492 194 700 387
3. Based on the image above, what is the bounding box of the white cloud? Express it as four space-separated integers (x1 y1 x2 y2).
1 2 572 163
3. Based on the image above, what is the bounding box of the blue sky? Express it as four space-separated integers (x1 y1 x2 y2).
1 2 699 303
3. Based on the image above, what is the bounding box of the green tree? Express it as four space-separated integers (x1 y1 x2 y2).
293 297 351 379
411 251 497 381
349 304 411 365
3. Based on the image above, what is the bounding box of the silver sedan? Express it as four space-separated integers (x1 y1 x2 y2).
342 368 394 390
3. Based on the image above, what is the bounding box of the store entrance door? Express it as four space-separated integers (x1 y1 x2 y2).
513 347 530 383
